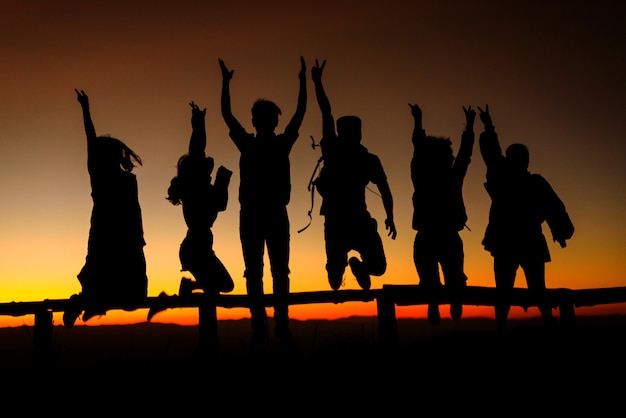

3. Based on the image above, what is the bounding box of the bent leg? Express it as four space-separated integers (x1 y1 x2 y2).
493 255 518 332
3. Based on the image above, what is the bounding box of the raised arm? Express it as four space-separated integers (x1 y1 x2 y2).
188 101 207 157
455 105 476 167
284 56 307 136
409 103 426 146
75 89 96 142
478 104 503 167
311 59 336 141
219 58 244 133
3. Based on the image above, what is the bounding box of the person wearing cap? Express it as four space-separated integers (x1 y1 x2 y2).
311 59 397 292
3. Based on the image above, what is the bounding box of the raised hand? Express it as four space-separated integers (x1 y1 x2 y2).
189 100 206 118
75 88 89 107
218 58 234 81
463 105 476 127
385 218 397 240
408 103 422 120
478 104 493 129
311 58 326 83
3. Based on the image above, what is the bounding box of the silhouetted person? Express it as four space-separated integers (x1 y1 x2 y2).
478 104 574 332
219 57 307 352
311 59 397 291
147 101 234 324
410 103 475 325
63 89 148 327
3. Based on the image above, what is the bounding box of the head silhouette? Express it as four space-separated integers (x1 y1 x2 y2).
251 99 281 135
167 154 215 205
93 136 142 173
425 136 454 170
337 116 362 145
505 143 530 173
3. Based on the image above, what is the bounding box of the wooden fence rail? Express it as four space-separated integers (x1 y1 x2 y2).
1 285 625 366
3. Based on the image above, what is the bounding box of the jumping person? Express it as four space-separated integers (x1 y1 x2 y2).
219 57 307 352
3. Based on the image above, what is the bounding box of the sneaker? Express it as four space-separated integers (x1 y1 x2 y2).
147 291 170 321
427 303 441 326
82 309 105 322
349 257 371 290
450 302 463 320
178 277 194 298
328 273 343 291
63 294 83 328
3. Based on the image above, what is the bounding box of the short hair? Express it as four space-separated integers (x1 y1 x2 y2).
251 99 281 120
336 115 362 142
425 136 454 168
506 143 529 171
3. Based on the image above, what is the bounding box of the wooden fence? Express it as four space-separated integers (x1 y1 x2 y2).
1 285 626 365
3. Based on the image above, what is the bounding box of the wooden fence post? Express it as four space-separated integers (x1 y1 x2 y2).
376 293 398 350
198 295 218 356
557 289 576 330
33 308 53 367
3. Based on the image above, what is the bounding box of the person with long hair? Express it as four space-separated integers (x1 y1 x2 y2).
147 101 233 327
63 89 148 327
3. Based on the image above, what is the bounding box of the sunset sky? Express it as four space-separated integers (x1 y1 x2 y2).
1 1 625 327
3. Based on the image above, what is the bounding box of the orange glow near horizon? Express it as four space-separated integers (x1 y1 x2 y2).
1 2 625 329
1 302 625 329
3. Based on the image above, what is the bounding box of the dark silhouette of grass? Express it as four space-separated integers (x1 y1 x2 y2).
0 315 624 413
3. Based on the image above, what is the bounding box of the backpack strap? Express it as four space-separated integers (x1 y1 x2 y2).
297 156 324 234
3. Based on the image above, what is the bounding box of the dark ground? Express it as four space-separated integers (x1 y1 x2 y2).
1 314 624 413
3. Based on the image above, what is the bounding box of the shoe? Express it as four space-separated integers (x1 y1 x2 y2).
63 294 83 328
449 282 465 320
178 277 194 298
427 303 441 326
82 309 105 322
328 273 343 291
147 291 170 321
349 257 371 290
450 302 463 320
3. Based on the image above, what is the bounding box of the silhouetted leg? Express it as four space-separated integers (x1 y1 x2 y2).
325 220 348 291
440 232 467 320
240 208 269 351
522 261 555 328
246 274 268 349
356 217 386 276
494 255 517 332
267 208 298 352
203 252 234 294
414 231 441 325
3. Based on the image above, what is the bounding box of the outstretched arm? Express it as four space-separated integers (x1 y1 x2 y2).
219 58 244 133
311 59 336 141
188 101 207 157
284 56 307 136
75 89 96 142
